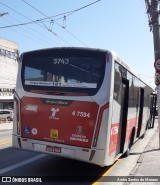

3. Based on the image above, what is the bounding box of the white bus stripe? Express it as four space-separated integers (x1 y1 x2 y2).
0 154 47 175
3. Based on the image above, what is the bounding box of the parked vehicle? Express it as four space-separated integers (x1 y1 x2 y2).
0 110 13 121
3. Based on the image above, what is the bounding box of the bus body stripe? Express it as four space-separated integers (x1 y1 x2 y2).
14 93 21 135
93 102 109 147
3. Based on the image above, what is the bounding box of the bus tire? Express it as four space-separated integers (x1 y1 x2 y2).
123 147 130 157
140 133 145 139
146 116 151 129
122 129 135 157
140 120 149 139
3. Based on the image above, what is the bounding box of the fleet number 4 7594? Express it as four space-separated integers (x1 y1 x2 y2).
72 111 90 118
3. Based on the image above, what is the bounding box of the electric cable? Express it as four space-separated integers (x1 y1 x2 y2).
0 14 58 47
21 0 93 46
0 1 71 46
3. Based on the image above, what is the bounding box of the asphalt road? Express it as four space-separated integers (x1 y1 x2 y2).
0 130 110 185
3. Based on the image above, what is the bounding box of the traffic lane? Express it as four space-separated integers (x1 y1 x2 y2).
0 131 116 184
0 131 46 173
0 142 110 184
0 130 12 149
0 130 12 140
0 148 45 171
2 151 111 183
0 144 109 177
0 139 12 150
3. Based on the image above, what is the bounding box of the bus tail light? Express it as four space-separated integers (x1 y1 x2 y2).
14 93 21 135
93 102 109 147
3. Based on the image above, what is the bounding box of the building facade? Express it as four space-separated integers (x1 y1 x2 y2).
0 37 19 109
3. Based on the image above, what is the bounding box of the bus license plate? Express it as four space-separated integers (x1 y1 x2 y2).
46 145 61 153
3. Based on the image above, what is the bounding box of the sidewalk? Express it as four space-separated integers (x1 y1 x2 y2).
125 123 160 185
0 121 13 131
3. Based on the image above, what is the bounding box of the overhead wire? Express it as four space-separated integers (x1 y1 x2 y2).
0 0 101 28
21 0 102 23
0 1 71 46
21 0 47 17
54 21 88 47
0 22 45 49
0 13 57 47
39 19 71 45
0 3 61 46
21 0 89 47
61 0 102 18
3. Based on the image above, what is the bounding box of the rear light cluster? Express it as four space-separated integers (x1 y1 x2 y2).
14 93 21 135
93 102 109 147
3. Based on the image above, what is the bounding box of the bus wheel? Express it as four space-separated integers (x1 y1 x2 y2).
122 129 135 157
140 134 145 139
140 121 149 139
123 148 130 157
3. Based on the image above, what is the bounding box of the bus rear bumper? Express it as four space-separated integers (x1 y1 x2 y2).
12 135 107 167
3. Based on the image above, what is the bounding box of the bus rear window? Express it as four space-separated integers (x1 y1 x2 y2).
21 49 106 95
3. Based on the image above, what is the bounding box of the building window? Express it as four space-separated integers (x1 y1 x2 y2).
0 49 18 60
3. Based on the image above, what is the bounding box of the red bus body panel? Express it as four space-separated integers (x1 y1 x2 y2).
21 97 99 148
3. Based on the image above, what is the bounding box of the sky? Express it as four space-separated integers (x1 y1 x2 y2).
0 0 156 88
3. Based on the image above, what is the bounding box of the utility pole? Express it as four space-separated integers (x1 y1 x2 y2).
145 0 160 148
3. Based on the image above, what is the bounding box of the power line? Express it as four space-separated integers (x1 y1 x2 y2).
21 0 47 17
54 21 88 47
2 13 57 47
0 0 101 29
21 0 51 36
61 0 102 18
0 3 62 46
21 0 101 22
21 0 89 47
0 2 32 22
0 2 71 46
0 13 61 47
0 21 45 48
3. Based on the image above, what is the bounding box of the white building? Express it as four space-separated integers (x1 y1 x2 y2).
0 37 19 109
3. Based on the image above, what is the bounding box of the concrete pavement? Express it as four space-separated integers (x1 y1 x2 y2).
0 121 13 131
125 121 160 185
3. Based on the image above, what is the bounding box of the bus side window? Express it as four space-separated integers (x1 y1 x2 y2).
114 62 122 104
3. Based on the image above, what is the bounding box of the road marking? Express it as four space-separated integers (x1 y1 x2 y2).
0 138 12 145
92 159 121 185
0 141 11 145
0 154 47 175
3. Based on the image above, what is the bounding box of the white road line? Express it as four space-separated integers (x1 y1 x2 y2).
0 154 47 175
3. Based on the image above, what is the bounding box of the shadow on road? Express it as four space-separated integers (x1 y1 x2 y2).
0 147 115 184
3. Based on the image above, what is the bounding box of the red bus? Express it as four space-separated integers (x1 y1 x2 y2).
13 47 153 166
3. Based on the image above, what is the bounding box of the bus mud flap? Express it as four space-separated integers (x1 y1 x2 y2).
18 137 22 148
89 150 95 161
